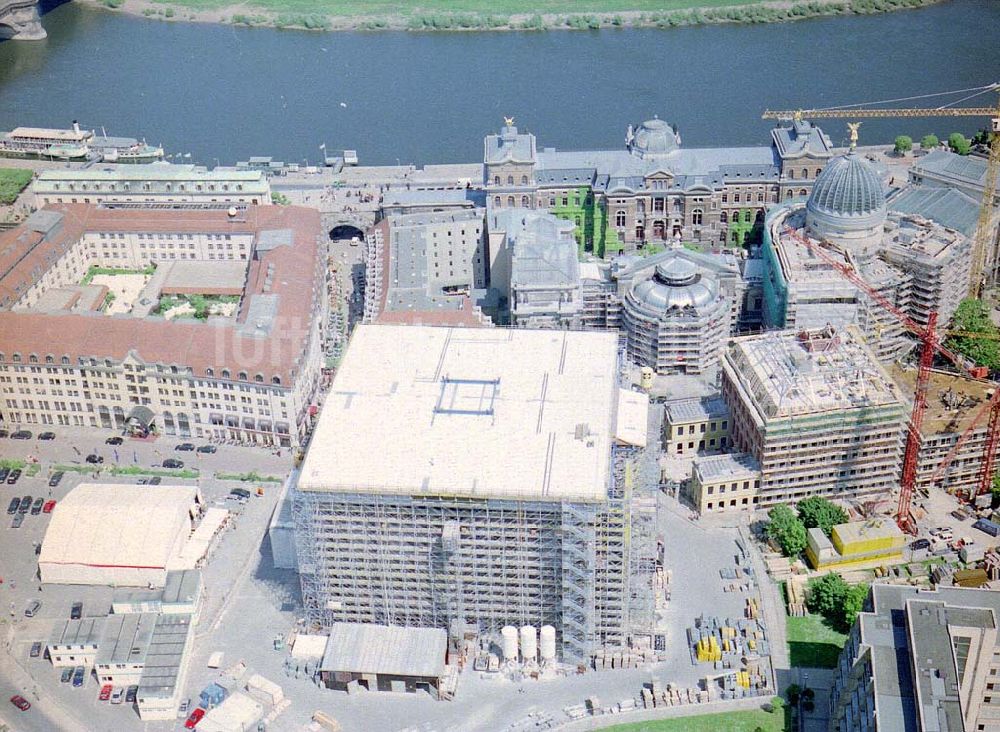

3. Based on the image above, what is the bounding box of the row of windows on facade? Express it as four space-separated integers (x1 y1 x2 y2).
52 181 250 193
704 479 758 495
96 232 234 241
674 420 729 435
0 354 282 384
43 197 261 206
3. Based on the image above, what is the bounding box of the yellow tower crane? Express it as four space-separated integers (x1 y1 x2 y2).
763 82 1000 298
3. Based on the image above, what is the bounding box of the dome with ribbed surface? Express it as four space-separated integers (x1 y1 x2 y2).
805 152 886 250
807 152 885 219
630 117 680 158
628 256 719 312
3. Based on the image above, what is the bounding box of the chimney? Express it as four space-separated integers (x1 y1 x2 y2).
72 120 80 135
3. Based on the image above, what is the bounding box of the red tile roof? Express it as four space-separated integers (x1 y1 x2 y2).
0 204 322 385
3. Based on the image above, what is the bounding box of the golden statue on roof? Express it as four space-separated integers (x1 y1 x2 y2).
847 122 862 150
504 116 515 127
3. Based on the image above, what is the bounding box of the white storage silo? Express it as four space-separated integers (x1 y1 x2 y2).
501 626 519 661
539 625 557 661
519 625 537 662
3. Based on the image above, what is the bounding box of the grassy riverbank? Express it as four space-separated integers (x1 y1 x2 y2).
86 0 944 32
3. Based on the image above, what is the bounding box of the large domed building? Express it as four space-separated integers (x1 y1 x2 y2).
622 252 731 374
804 152 888 257
761 150 972 362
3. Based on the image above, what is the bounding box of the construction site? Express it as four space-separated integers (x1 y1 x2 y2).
721 325 908 507
292 324 664 669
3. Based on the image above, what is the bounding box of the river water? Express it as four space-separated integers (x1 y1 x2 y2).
1 0 998 166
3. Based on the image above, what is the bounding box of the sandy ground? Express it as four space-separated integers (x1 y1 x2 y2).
89 273 150 315
72 0 940 32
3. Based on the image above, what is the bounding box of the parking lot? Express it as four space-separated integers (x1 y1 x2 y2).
0 425 289 732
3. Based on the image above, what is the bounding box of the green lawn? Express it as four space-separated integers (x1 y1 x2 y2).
787 614 848 669
600 707 789 731
0 168 32 205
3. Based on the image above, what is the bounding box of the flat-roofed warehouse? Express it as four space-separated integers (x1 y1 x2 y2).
294 324 659 664
39 483 199 587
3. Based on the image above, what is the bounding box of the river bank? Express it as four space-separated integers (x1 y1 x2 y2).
74 0 944 32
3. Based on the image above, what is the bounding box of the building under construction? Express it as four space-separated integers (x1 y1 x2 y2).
892 366 996 498
292 324 658 664
721 325 907 506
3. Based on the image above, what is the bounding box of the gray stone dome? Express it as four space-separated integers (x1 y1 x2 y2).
629 257 718 312
630 117 680 158
805 152 886 250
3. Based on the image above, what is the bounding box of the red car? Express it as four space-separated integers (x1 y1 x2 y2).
99 684 112 701
184 707 206 729
9 695 30 711
42 500 56 514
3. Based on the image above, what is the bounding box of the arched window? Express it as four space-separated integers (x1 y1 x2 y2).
255 374 264 383
494 196 501 207
615 210 626 227
271 375 281 385
521 195 529 207
788 169 795 180
29 354 38 364
720 211 728 223
799 189 807 197
206 367 214 377
506 175 514 185
507 196 514 207
744 210 752 223
801 168 809 179
221 368 231 379
786 190 793 199
493 176 500 185
692 209 704 225
732 231 740 242
12 353 20 363
520 175 528 185
45 355 54 364
816 168 822 178
719 231 727 242
61 356 70 365
238 371 248 381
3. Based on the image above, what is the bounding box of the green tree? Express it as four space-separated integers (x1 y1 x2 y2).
948 132 971 155
785 683 802 705
766 505 808 557
797 496 848 536
992 473 1000 509
920 133 939 149
893 135 913 154
945 299 1000 371
841 583 869 630
806 572 849 616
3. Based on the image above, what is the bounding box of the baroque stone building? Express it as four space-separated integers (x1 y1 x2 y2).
483 117 833 255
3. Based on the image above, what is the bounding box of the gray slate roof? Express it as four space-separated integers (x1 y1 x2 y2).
770 120 833 159
913 149 988 188
889 185 980 237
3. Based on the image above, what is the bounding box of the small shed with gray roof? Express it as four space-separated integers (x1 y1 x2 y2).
318 623 448 698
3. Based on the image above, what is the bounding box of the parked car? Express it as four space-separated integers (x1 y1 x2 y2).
125 685 138 703
148 476 162 485
177 698 191 717
10 514 23 529
6 469 21 484
85 454 103 464
951 508 971 521
17 496 31 513
929 526 949 537
38 432 55 441
974 518 1000 537
0 467 8 482
42 500 56 514
136 477 149 485
99 684 112 702
105 436 124 445
196 445 217 454
10 430 32 440
70 602 83 620
24 600 41 618
230 487 252 499
162 459 184 469
29 642 41 658
60 667 72 683
0 429 8 438
9 695 30 711
184 707 206 729
72 666 85 687
48 471 64 487
910 538 931 551
175 443 195 452
111 686 125 704
7 497 19 515
30 498 43 515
